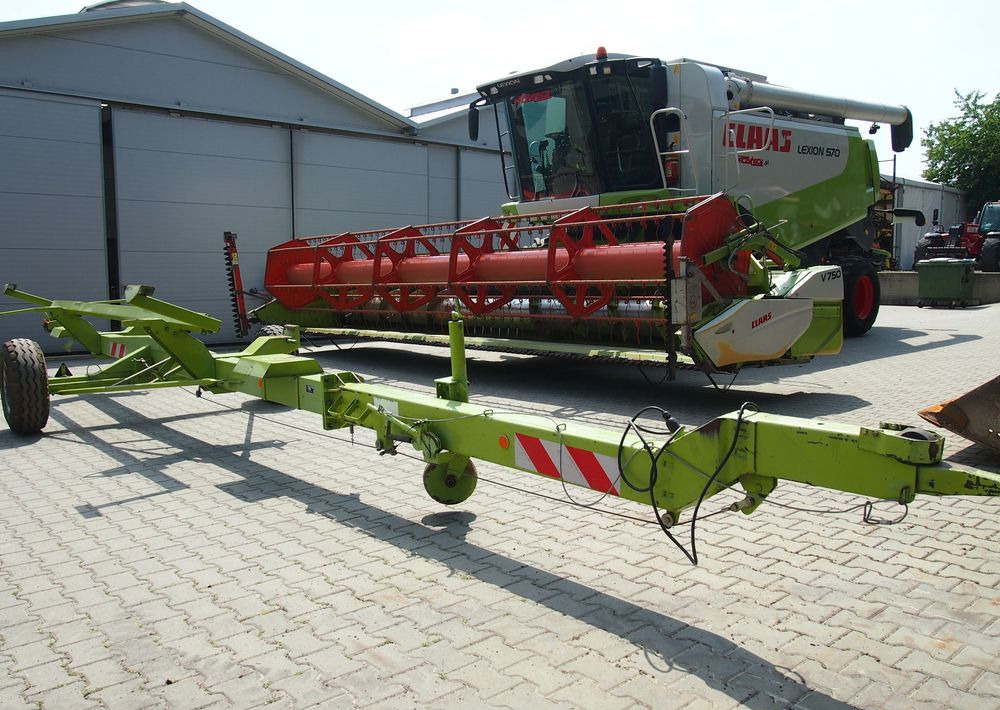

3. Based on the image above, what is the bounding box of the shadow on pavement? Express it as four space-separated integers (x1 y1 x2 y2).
310 346 872 425
56 394 859 710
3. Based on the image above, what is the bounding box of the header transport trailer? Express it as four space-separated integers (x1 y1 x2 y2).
1 284 998 566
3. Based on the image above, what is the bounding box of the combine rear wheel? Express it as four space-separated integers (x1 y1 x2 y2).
1 339 49 435
840 257 880 337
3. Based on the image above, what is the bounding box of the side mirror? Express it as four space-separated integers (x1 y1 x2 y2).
468 102 480 141
649 65 668 110
894 208 926 227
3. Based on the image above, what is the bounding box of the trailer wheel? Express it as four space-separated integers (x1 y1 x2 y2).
840 257 880 337
980 237 1000 272
423 459 478 505
1 339 50 435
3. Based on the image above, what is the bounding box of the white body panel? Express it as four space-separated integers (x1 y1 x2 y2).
509 194 599 215
694 298 813 368
771 265 844 300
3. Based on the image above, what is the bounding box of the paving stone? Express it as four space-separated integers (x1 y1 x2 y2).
3 304 1000 709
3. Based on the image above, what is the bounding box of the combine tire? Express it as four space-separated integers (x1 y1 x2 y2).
980 237 1000 272
1 339 49 435
256 324 285 338
840 257 880 337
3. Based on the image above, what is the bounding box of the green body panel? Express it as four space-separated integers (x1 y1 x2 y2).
750 136 879 252
789 303 843 358
598 189 675 206
500 188 685 216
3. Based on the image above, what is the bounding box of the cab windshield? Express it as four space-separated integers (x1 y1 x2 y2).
505 72 660 201
980 204 999 233
507 81 599 200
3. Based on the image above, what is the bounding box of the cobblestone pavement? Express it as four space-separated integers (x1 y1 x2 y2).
2 304 999 709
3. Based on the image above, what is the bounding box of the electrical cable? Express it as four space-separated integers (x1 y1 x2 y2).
617 401 757 565
677 402 758 564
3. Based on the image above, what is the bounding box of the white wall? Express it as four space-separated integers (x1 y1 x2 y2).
891 176 966 269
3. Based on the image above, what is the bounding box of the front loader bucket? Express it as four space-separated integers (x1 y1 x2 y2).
918 375 1000 455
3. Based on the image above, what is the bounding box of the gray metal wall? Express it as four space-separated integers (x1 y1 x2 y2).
293 131 430 235
113 108 292 340
0 89 106 346
109 108 507 342
0 16 508 349
292 133 508 237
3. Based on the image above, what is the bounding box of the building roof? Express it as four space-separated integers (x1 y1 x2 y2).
0 1 416 132
882 174 963 195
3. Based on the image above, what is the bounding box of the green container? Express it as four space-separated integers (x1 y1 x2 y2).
915 258 977 306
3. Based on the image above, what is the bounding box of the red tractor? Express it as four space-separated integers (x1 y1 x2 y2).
914 201 1000 270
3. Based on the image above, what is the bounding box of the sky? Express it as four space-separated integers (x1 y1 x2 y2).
1 0 997 180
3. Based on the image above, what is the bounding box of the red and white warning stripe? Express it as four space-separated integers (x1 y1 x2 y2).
109 342 127 358
513 433 621 496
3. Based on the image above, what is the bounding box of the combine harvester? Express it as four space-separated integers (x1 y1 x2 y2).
252 50 925 380
2 284 998 563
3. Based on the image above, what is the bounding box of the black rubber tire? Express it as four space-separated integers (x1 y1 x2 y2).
912 236 939 265
423 460 478 505
980 237 1000 272
1 339 50 435
839 257 880 337
256 324 285 337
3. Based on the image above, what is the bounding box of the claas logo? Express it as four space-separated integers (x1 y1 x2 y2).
723 124 793 153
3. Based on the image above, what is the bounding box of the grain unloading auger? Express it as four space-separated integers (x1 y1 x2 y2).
3 284 998 563
256 193 845 377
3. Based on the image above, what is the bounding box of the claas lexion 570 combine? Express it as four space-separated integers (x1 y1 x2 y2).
253 49 927 379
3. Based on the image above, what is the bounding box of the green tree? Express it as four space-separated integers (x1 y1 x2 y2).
922 91 1000 215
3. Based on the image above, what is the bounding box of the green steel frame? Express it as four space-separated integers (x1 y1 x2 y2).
3 284 999 535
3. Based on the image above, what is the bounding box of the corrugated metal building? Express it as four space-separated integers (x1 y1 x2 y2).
0 1 507 345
